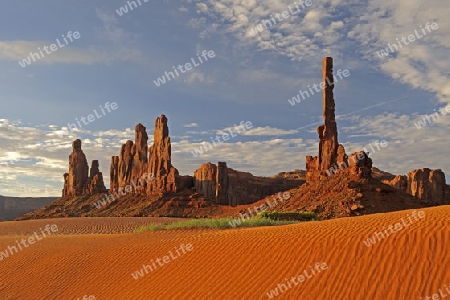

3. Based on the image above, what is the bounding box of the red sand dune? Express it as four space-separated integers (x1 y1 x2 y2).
0 207 449 299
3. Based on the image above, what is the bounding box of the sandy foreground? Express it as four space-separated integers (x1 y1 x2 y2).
0 207 449 300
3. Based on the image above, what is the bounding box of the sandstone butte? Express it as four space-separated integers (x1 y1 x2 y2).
18 57 449 221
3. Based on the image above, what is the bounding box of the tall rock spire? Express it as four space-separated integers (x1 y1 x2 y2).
62 140 105 197
65 139 89 197
131 123 148 193
147 115 179 195
306 57 347 181
318 57 339 173
109 116 180 197
110 156 119 193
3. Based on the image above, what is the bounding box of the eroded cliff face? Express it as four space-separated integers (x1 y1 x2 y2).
194 162 217 202
110 156 119 193
193 162 303 207
384 168 447 204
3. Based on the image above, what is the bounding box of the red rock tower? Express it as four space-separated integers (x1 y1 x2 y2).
317 57 339 173
65 139 89 197
62 139 105 197
146 115 179 195
306 57 347 181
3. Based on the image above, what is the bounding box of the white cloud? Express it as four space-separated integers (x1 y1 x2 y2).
338 111 450 178
184 123 199 128
196 3 208 13
347 0 450 104
184 70 213 84
0 9 144 67
187 0 449 106
0 120 124 197
187 0 351 61
241 126 298 136
0 41 112 66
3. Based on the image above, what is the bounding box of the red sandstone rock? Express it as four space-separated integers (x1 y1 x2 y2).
62 173 69 196
382 175 407 191
318 57 339 174
306 156 319 182
383 168 446 204
131 123 148 194
109 116 179 197
306 57 346 181
85 160 106 194
65 139 89 197
216 162 229 205
194 162 303 206
336 144 348 168
62 140 107 197
110 156 119 193
407 168 446 204
118 140 134 190
348 151 372 178
194 162 217 201
147 115 179 195
179 175 194 190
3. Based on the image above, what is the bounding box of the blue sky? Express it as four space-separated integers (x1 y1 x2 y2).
0 0 449 196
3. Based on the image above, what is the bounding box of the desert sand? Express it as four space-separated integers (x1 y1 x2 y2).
0 207 449 299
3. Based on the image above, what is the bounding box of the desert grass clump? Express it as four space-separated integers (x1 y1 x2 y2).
256 211 319 221
135 217 298 232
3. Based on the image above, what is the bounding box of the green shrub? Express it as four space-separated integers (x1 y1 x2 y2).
135 217 299 232
256 211 318 221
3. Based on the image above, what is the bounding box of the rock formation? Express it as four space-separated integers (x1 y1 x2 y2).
117 140 134 191
131 123 148 194
193 162 303 206
110 156 119 193
62 173 69 196
85 160 106 194
408 169 446 204
194 162 218 201
306 156 319 182
306 57 351 181
63 139 89 197
216 162 229 205
383 175 408 190
347 151 372 178
62 140 105 197
384 168 447 204
318 57 339 173
146 115 179 195
108 116 180 197
112 124 149 195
